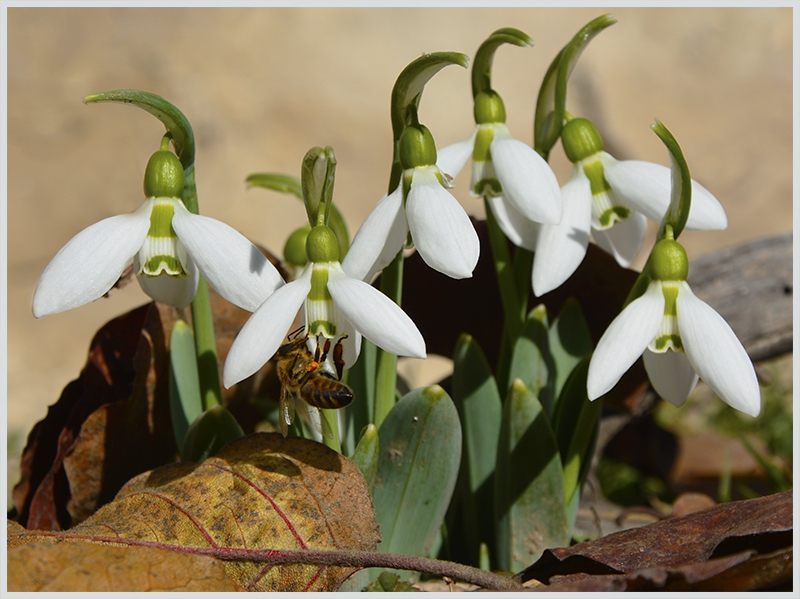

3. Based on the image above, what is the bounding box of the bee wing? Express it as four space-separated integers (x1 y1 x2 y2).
279 388 295 438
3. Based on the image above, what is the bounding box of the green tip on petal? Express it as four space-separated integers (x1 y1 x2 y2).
649 237 689 282
306 224 339 263
473 90 507 125
561 118 604 163
399 124 438 169
143 149 184 198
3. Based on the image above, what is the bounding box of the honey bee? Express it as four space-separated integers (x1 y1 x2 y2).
275 330 354 438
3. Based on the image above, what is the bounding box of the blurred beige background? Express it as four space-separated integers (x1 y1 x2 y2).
6 8 793 457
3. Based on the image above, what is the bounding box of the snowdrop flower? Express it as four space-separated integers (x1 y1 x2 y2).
587 231 760 417
224 224 426 388
343 123 480 282
33 146 283 317
532 117 728 296
436 90 562 232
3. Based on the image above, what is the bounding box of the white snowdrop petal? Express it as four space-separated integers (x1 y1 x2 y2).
486 196 539 252
676 283 761 417
341 186 407 282
591 211 648 268
32 202 152 317
406 168 479 279
135 250 198 308
533 168 592 296
173 204 284 312
436 131 477 182
326 263 426 359
491 137 562 225
643 348 699 407
587 282 665 400
222 267 311 388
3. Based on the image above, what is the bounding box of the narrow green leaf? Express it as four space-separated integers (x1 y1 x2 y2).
533 14 616 159
372 385 462 558
168 320 203 452
548 298 593 407
494 379 569 572
246 173 302 199
350 423 380 494
550 356 601 509
450 334 502 566
508 305 554 414
343 339 376 456
181 405 245 463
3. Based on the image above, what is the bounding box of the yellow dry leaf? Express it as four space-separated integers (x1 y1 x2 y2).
8 433 380 592
7 542 242 592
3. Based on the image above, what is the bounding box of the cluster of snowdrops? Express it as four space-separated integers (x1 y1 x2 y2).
31 17 760 465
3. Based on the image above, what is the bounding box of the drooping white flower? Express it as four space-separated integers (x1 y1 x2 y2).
343 123 480 282
33 149 283 317
530 118 728 296
223 224 426 388
436 90 562 230
587 237 760 417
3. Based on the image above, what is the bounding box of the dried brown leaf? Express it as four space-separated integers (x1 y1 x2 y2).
12 249 283 531
8 433 380 592
519 490 792 591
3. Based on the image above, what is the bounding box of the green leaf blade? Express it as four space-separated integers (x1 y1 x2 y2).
372 385 462 558
494 379 569 572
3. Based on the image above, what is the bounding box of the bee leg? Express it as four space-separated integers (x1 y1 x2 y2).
333 337 346 380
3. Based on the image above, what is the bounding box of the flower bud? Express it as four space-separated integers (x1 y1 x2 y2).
399 124 438 169
306 224 339 263
473 90 507 125
143 150 184 198
650 237 689 282
561 118 604 163
284 224 311 268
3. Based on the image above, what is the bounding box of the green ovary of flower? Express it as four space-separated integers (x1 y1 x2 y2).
561 118 604 163
399 124 438 169
138 200 190 277
473 90 506 125
306 224 339 263
650 237 689 282
143 150 184 199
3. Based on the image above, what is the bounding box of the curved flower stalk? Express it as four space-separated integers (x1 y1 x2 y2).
223 224 426 389
587 232 760 417
587 120 759 418
529 117 728 296
33 141 283 317
436 27 562 234
343 123 480 282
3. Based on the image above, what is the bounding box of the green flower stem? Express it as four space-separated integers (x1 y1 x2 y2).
484 198 524 389
190 275 221 410
182 160 222 410
321 409 341 453
374 249 404 428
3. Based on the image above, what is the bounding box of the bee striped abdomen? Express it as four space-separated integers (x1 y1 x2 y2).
300 374 354 409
